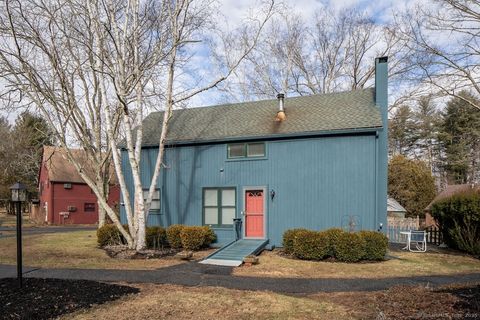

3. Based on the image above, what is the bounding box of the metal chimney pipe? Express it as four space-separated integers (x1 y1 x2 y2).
275 93 286 122
277 93 285 112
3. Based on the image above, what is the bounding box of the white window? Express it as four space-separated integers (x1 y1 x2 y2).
203 188 236 226
143 189 161 212
227 142 265 158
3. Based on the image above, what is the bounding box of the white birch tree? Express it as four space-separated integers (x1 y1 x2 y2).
0 0 274 250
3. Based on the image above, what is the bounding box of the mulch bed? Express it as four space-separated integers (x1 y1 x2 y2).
104 245 179 259
274 248 385 263
0 278 139 320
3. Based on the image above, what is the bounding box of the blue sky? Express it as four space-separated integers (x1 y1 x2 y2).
188 0 424 108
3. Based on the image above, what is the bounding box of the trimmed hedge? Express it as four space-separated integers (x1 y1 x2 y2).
146 226 167 249
97 224 125 247
359 231 388 261
166 224 185 249
97 224 216 251
335 232 366 262
201 226 217 246
292 230 330 260
431 190 480 257
283 227 388 263
323 228 345 257
180 226 216 251
180 226 207 250
282 228 308 255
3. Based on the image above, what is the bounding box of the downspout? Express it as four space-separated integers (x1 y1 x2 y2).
374 133 378 230
374 56 388 233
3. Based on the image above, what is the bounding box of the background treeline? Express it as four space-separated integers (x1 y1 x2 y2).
389 91 480 186
0 111 55 201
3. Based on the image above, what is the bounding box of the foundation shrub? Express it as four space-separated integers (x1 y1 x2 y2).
146 226 168 249
97 224 126 247
359 230 388 261
292 230 330 260
180 226 208 251
335 232 367 262
166 224 185 249
282 228 309 255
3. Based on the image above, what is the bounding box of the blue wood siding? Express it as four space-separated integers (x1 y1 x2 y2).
120 133 381 247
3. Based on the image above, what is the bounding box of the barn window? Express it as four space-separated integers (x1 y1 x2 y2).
84 203 95 212
227 142 265 159
143 189 161 213
203 187 236 227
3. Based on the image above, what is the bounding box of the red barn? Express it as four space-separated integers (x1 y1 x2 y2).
35 146 120 225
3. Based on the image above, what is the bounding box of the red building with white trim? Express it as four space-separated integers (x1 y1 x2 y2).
35 146 120 225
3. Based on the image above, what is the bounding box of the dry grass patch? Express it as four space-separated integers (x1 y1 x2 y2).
61 283 480 320
233 249 480 279
0 230 212 270
0 212 35 227
309 283 480 319
65 284 351 320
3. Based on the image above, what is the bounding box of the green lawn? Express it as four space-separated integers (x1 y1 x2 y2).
65 283 352 320
233 249 480 279
1 227 479 277
63 282 479 320
0 212 35 227
0 230 210 270
1 228 478 319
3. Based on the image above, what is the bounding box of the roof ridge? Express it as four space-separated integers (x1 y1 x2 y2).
139 88 381 146
147 87 375 114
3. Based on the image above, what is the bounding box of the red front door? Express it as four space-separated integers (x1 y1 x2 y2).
245 190 265 238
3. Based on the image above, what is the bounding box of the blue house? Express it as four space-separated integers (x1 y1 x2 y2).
120 57 388 251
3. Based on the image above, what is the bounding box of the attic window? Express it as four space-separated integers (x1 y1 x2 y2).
227 142 265 159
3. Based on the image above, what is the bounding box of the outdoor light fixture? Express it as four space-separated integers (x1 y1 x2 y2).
10 182 27 202
270 189 275 200
10 182 27 288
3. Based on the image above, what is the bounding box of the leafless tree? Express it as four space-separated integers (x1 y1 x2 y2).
397 0 480 111
0 0 274 250
0 0 116 227
220 7 415 105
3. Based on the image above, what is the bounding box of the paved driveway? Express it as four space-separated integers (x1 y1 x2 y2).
1 263 479 294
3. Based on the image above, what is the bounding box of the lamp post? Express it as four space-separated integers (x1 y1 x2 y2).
10 182 27 288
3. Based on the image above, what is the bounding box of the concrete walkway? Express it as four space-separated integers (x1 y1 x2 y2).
1 263 479 294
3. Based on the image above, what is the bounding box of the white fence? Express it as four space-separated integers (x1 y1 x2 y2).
386 216 421 243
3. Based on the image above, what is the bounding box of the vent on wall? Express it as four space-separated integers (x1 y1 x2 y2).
64 183 72 189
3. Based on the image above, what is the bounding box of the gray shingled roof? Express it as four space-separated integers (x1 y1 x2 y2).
141 88 382 146
387 197 407 213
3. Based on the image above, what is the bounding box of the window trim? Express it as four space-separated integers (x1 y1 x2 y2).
142 188 162 215
202 187 236 228
84 202 96 213
227 142 266 160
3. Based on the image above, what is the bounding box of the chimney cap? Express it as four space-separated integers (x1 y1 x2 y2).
277 93 285 99
376 56 388 63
